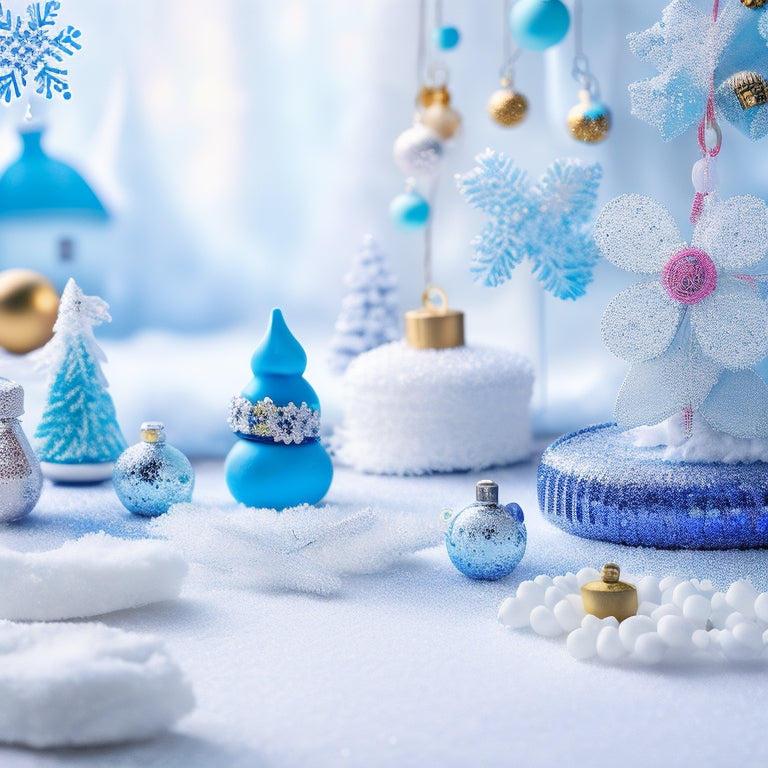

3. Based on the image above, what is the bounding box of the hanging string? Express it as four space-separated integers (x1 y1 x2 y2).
501 0 521 82
691 0 722 223
570 0 597 96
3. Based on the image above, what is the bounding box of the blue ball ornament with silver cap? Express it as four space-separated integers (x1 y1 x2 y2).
446 479 526 580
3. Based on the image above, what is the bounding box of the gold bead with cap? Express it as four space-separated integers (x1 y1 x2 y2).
580 563 638 623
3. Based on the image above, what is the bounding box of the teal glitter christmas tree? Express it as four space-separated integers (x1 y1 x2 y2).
34 278 126 482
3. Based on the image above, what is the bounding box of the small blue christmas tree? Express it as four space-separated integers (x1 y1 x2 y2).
34 278 126 482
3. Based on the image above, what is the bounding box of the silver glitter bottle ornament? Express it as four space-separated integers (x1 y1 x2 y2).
0 378 43 522
445 479 526 580
113 422 194 517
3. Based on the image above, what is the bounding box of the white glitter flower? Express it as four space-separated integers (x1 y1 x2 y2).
595 193 768 438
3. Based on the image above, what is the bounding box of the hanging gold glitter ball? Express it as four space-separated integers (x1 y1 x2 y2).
0 269 60 354
741 0 765 8
567 89 611 143
487 88 528 127
420 102 462 139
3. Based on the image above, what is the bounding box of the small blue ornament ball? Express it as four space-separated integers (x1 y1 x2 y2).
432 25 460 50
446 480 526 580
390 190 430 230
113 423 194 517
509 0 570 52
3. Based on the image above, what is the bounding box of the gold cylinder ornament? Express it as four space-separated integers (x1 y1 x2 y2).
727 71 768 110
404 286 465 350
567 89 611 143
580 563 638 623
0 269 60 354
487 79 528 127
418 84 451 109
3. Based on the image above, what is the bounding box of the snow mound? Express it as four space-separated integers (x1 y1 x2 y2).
152 502 441 596
500 568 768 665
333 342 533 475
0 532 187 621
0 621 194 748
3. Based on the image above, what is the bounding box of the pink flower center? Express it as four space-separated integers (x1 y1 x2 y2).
661 248 717 305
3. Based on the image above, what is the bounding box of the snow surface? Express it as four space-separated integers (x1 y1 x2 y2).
629 411 768 463
0 620 194 748
0 531 187 621
0 457 767 766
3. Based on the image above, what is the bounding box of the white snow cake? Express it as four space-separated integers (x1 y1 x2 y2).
334 341 533 474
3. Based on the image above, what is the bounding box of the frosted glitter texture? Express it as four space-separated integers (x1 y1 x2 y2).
392 124 443 177
627 0 755 140
0 2 82 103
595 193 768 438
0 532 187 621
500 569 768 665
152 503 442 597
113 433 194 517
0 378 42 522
538 424 768 549
0 621 194 748
456 150 602 300
446 500 526 580
333 342 533 475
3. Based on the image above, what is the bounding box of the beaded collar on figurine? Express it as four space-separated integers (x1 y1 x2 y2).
228 396 320 445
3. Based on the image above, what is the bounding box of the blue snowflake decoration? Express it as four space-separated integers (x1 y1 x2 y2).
628 0 768 141
455 150 602 301
0 1 82 104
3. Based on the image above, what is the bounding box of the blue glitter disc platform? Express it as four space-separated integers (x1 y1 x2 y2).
538 424 768 549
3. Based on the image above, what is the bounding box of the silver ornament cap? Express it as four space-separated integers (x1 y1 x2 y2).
476 479 498 503
0 377 24 419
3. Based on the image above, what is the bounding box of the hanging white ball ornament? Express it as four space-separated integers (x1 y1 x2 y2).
393 124 444 177
691 158 719 194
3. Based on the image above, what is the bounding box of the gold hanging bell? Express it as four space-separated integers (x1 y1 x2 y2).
404 286 464 350
727 71 768 110
580 563 638 623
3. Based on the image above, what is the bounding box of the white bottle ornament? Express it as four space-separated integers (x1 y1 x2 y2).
0 378 43 522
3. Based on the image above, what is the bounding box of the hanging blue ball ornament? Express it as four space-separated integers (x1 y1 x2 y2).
432 25 460 50
389 190 430 230
446 480 526 580
509 0 570 52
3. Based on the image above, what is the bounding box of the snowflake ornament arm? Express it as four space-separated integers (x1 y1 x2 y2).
0 1 82 104
456 150 602 300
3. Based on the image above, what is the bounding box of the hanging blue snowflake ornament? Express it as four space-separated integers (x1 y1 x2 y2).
628 0 768 141
455 149 602 300
0 2 82 104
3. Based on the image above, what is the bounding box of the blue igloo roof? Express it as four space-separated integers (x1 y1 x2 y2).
0 129 109 221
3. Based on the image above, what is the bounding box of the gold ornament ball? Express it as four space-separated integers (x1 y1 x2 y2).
567 97 611 143
487 89 528 127
420 102 462 139
0 269 60 354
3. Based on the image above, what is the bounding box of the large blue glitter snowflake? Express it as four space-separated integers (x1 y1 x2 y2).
628 0 768 141
0 2 82 104
455 150 602 301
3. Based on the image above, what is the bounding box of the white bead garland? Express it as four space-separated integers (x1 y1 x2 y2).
498 568 768 665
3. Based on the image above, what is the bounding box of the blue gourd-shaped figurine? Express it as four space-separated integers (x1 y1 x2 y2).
225 308 333 509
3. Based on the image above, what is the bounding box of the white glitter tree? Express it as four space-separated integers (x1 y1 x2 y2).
329 235 400 374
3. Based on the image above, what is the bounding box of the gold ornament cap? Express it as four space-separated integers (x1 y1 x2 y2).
580 563 638 623
404 286 464 350
727 71 768 110
140 421 166 443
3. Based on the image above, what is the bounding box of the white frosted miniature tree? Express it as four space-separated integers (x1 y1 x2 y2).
329 235 400 373
34 279 126 481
